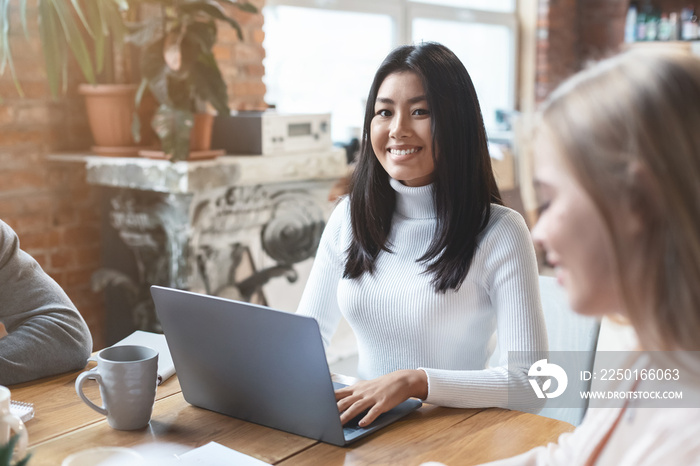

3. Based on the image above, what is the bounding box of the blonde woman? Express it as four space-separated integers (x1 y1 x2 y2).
484 50 700 464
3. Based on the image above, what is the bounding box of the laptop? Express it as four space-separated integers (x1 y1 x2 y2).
150 286 422 446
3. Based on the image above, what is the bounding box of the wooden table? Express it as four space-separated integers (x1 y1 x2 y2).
9 365 575 465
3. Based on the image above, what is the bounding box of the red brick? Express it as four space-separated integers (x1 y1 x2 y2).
50 250 75 269
234 44 265 64
16 230 52 250
249 80 266 96
52 207 78 228
231 81 250 96
46 229 62 248
0 81 50 100
217 26 242 43
12 214 50 233
245 64 265 77
0 128 48 146
0 106 14 125
213 44 233 61
0 169 46 191
78 208 101 224
0 198 23 217
61 225 100 246
15 105 51 125
252 29 265 44
74 245 101 268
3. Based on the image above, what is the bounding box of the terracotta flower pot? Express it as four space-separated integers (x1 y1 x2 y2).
138 111 222 161
190 113 215 151
79 84 157 156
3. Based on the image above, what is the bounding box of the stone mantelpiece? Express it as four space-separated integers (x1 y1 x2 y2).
50 149 347 193
50 149 349 345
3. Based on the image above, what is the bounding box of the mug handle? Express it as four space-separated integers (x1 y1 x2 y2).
75 369 108 416
2 413 28 460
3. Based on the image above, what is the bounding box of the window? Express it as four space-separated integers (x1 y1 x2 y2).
263 0 517 143
414 0 514 13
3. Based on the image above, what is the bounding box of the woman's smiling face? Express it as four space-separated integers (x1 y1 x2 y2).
370 71 435 187
531 134 625 317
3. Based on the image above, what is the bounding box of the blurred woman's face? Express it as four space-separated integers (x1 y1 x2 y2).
371 71 435 187
531 135 625 316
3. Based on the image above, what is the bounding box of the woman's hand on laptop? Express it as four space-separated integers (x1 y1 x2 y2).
335 369 428 427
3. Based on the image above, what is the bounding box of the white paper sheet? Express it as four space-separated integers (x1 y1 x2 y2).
178 442 271 465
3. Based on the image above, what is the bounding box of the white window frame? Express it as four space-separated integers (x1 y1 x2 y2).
262 0 519 139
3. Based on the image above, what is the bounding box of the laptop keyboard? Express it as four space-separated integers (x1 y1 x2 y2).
342 410 371 436
333 382 373 437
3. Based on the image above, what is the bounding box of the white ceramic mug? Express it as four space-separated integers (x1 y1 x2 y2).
0 385 28 461
75 345 158 430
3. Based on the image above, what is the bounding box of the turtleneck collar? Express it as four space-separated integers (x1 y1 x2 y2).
389 177 435 219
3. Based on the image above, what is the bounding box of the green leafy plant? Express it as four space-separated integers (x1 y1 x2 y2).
0 0 130 99
0 435 31 466
130 0 257 161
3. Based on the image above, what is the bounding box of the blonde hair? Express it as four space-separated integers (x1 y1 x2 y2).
539 50 700 351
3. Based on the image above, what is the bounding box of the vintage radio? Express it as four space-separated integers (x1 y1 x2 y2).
211 111 332 155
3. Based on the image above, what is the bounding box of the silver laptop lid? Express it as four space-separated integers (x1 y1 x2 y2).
151 285 346 445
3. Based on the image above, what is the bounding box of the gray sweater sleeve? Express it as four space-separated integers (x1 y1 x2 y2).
0 220 93 385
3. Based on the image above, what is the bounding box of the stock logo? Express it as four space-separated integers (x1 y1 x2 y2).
528 359 568 399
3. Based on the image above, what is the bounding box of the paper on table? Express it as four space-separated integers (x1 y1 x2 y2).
178 442 271 465
112 331 176 385
10 400 35 422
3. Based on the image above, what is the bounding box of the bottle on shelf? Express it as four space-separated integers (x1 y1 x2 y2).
637 10 648 40
669 12 680 40
681 6 695 40
646 9 660 41
659 13 671 40
625 1 639 42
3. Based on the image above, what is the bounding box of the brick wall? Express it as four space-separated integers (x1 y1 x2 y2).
220 0 268 111
0 1 267 350
0 3 105 347
536 0 580 102
536 0 628 102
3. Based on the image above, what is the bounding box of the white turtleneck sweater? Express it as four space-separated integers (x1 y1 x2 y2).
297 178 547 411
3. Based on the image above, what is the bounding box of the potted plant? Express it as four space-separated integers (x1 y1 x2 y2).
0 435 30 466
130 0 257 162
0 0 155 155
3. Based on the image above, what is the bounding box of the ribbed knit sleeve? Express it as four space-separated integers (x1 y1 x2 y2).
420 207 547 411
296 197 348 348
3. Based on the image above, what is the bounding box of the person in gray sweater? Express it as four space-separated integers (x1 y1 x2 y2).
0 219 92 385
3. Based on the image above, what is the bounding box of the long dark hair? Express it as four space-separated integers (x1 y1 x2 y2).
344 42 502 293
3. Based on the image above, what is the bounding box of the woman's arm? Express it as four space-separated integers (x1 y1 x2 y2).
296 199 348 349
0 220 93 385
422 208 548 411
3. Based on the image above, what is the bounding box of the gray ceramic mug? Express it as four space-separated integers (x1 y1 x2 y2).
75 345 158 430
